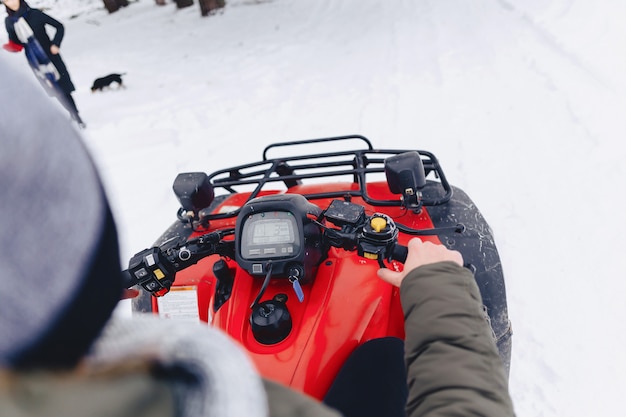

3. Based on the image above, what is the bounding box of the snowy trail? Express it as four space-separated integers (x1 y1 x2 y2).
3 1 625 416
72 2 626 416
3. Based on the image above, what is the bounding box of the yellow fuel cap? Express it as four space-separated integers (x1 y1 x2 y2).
370 216 387 232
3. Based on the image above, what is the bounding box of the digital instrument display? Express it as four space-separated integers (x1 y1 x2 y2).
236 194 322 279
241 211 300 260
252 218 294 245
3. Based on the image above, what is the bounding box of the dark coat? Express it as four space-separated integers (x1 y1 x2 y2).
5 4 75 95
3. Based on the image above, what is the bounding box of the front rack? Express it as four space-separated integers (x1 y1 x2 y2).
193 135 453 221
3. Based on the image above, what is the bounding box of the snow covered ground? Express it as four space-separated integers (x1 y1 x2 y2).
2 0 625 415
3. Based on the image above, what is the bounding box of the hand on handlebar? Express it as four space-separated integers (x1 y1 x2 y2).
377 238 463 287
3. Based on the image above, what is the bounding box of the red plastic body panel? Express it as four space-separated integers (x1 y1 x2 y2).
152 181 439 399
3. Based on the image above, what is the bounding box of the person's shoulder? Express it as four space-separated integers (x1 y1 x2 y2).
0 363 175 417
28 8 45 16
31 9 62 24
26 8 47 19
263 379 342 417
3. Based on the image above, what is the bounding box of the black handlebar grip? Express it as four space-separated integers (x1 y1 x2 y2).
121 269 136 289
391 244 408 263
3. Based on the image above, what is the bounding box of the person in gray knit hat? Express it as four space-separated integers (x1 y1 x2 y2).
0 58 270 416
0 57 341 417
0 58 514 417
0 68 117 369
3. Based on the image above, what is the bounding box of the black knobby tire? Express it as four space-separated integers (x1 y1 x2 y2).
422 182 513 375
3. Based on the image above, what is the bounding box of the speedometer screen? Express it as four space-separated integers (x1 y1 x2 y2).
252 219 293 244
241 211 300 260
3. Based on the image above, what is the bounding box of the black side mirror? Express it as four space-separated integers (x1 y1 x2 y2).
384 152 426 209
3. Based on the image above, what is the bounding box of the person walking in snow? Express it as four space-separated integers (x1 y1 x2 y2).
2 0 85 127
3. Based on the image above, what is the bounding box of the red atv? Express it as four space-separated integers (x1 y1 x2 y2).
124 135 512 401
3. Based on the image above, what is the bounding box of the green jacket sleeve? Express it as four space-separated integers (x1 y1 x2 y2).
0 369 175 417
263 378 342 417
400 261 515 417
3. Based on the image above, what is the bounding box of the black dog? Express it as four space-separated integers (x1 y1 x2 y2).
91 73 126 92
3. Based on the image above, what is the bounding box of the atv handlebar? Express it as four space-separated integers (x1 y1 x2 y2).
121 269 135 290
123 230 235 296
122 198 457 297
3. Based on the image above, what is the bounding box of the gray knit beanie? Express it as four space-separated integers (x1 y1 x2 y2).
0 58 123 369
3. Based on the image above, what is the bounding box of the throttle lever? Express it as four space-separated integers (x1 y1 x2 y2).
390 244 408 263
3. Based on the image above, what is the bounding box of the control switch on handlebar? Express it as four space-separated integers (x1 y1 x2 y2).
127 247 175 296
358 213 399 265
